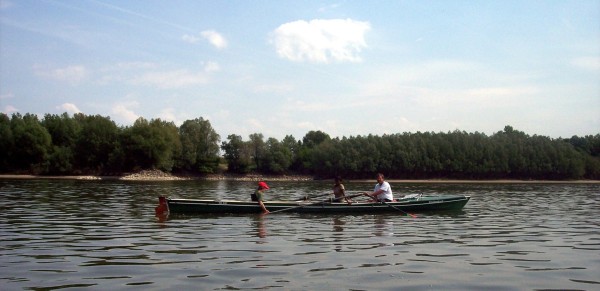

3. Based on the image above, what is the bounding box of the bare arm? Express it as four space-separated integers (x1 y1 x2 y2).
364 189 384 197
341 188 352 204
258 200 270 214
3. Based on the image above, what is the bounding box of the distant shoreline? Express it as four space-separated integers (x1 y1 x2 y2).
0 173 598 184
0 172 312 182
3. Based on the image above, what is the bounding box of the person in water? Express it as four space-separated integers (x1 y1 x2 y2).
364 173 394 202
332 176 352 204
252 181 270 214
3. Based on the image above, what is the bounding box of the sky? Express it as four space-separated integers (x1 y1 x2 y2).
1 0 599 141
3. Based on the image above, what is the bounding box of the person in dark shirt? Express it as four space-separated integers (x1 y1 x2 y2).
251 181 270 214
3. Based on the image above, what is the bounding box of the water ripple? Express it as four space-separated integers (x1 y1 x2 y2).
0 180 598 290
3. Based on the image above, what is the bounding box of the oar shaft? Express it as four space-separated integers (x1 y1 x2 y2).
302 192 333 200
381 201 417 218
270 193 364 214
360 193 417 218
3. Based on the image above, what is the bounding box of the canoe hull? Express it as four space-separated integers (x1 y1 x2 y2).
161 195 470 214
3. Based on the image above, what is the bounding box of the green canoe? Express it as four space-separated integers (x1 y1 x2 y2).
157 194 470 215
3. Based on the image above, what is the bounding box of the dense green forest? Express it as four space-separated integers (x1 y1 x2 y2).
1 112 599 180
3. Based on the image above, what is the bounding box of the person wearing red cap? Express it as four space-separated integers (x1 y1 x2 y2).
251 181 270 214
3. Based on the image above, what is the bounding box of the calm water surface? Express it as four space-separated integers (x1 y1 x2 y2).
0 179 598 290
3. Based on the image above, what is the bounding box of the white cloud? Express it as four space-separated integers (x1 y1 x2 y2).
356 60 480 99
289 100 330 111
112 62 157 70
318 3 341 13
182 34 200 43
203 61 220 73
409 85 541 109
201 30 227 49
252 83 294 94
0 92 14 99
98 62 157 84
56 103 81 114
246 118 264 130
131 69 209 89
297 121 316 129
271 18 370 63
466 86 539 98
99 61 217 88
34 65 89 83
158 107 188 126
1 93 17 115
214 109 230 119
158 107 176 122
3 105 18 114
112 102 139 124
571 56 600 70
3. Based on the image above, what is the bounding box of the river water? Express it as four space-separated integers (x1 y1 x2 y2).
0 179 598 290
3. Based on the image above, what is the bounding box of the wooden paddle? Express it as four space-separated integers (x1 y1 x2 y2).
382 201 417 218
270 193 365 214
362 193 417 218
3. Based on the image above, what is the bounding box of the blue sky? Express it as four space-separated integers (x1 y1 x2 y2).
1 0 598 141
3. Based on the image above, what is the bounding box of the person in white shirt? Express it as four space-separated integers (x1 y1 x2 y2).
364 173 394 202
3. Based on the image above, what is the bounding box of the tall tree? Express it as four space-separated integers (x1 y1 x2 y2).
248 133 266 171
0 113 13 172
302 130 330 148
221 134 251 173
179 118 221 173
42 113 81 174
10 113 52 174
74 114 120 174
282 135 301 171
263 137 293 174
297 130 331 173
121 118 182 172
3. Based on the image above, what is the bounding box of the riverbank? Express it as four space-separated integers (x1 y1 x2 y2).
1 170 599 183
0 170 314 182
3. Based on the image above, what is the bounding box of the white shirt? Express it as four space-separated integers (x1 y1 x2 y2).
374 181 393 201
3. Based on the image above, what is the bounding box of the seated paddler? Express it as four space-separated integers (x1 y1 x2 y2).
363 173 394 202
332 176 352 204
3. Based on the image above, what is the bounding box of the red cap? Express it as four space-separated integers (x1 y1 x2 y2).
258 181 269 190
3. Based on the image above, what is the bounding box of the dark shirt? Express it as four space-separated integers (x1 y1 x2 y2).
251 189 266 202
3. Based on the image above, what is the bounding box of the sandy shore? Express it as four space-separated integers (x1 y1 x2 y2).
0 170 314 182
0 171 598 183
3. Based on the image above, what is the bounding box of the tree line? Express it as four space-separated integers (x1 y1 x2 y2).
1 112 599 180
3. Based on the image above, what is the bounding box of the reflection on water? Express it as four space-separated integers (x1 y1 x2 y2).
0 179 599 290
333 217 346 232
373 216 394 238
254 215 267 240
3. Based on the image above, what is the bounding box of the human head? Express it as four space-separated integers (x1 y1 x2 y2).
258 181 269 190
376 173 384 184
334 176 342 185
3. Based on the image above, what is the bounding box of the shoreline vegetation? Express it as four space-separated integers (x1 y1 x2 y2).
2 113 599 181
1 169 598 184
